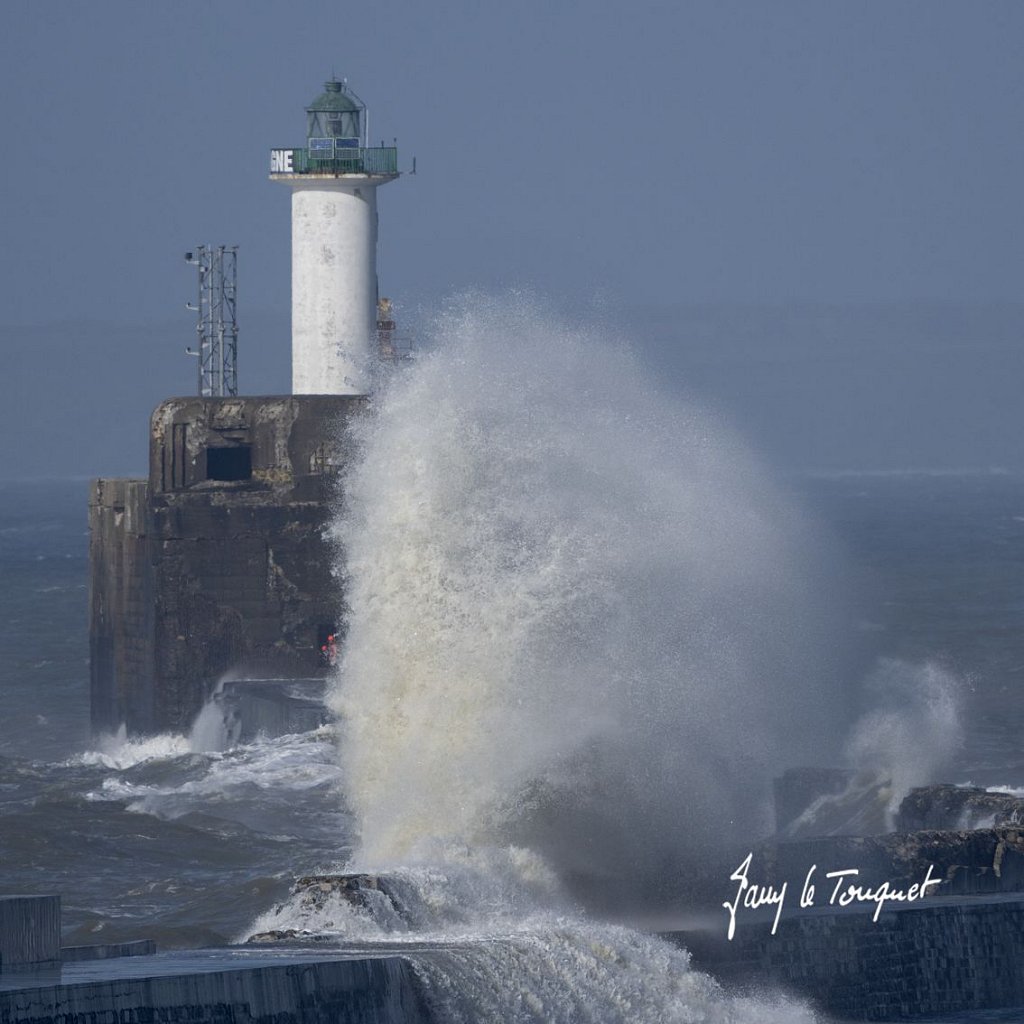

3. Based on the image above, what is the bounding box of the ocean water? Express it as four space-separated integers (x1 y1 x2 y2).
2 312 1024 1019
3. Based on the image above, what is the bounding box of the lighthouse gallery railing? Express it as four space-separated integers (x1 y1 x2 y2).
270 147 398 175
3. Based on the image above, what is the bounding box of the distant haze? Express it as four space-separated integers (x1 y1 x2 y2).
0 2 1020 478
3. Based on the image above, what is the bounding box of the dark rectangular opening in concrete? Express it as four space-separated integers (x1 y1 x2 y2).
206 445 252 482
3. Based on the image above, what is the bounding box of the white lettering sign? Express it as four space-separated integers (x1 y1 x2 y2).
270 149 294 173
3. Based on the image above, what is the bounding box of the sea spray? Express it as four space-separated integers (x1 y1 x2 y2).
844 658 962 827
406 924 818 1024
330 295 846 906
780 658 964 838
245 295 845 1019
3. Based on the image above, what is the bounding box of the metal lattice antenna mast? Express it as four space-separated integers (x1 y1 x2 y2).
184 245 239 396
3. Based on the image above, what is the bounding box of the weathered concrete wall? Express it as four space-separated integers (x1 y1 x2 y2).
0 952 430 1024
61 940 155 963
89 479 155 734
148 395 365 499
90 395 366 735
0 896 61 971
674 895 1024 1020
677 823 1024 1018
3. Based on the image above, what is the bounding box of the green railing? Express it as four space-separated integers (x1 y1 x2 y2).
271 147 398 175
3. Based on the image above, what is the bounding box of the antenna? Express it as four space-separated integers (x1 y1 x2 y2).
184 245 239 397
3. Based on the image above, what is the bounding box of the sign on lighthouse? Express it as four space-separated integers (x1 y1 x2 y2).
270 78 399 395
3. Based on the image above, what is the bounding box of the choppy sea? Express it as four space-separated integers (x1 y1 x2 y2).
1 470 1023 1021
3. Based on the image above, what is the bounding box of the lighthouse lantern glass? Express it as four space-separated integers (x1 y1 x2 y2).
306 79 363 147
308 108 361 140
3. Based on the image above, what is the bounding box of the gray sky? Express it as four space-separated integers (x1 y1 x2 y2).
0 1 1021 478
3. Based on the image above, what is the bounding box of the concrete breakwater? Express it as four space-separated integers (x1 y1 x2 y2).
672 781 1024 1018
0 949 429 1024
5 877 1024 1021
0 895 428 1024
8 781 1024 1021
671 893 1024 1021
251 870 1024 1021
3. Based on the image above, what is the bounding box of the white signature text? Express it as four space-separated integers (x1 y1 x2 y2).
723 852 942 940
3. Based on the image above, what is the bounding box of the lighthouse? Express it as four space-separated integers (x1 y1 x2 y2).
90 78 406 739
270 78 399 395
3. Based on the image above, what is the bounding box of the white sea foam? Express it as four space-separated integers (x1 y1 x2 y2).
985 784 1024 798
70 727 193 769
86 728 341 818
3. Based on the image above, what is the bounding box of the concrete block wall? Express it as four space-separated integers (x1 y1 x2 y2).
0 895 61 971
676 896 1024 1020
0 954 430 1024
61 940 156 963
88 479 154 734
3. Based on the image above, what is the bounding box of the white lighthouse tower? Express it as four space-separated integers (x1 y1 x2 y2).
270 78 399 395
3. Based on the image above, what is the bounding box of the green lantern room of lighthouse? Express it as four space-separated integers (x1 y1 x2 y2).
307 79 363 146
269 77 398 177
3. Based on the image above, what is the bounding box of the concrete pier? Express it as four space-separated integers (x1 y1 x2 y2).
7 883 1024 1020
670 892 1024 1021
0 948 429 1024
61 940 156 963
